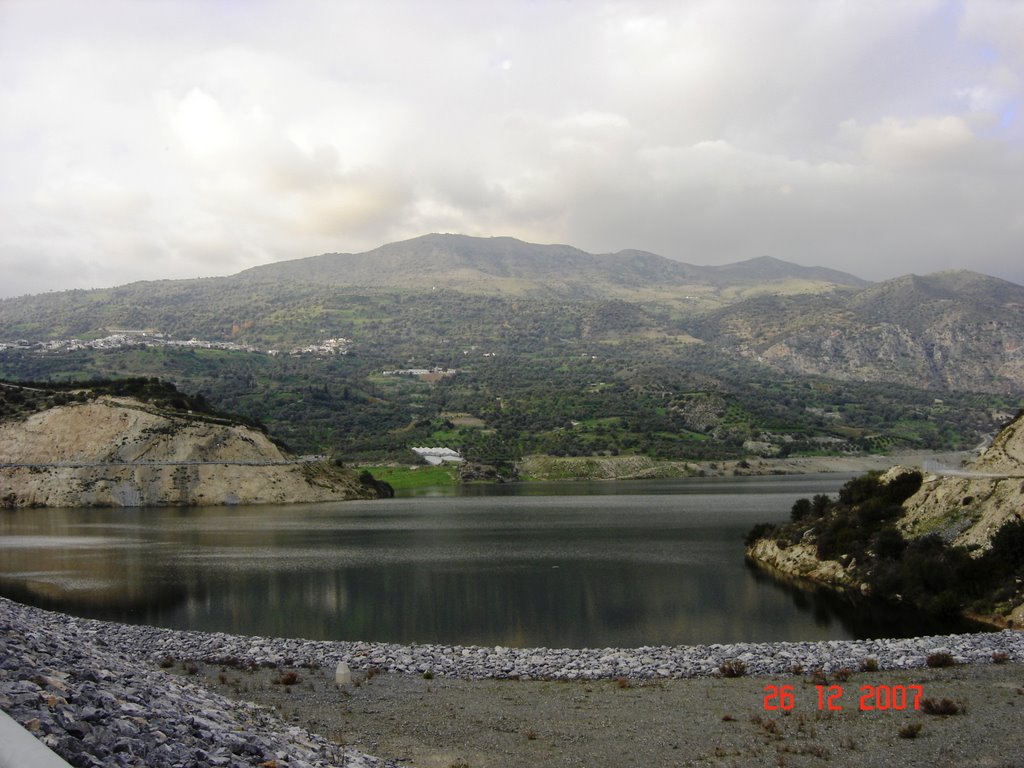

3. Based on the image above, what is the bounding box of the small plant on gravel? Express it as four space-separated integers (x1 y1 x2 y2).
926 651 956 668
185 663 199 676
921 697 962 715
525 729 537 740
719 659 747 678
898 722 923 739
859 657 879 673
273 671 300 685
159 655 175 669
833 667 853 683
422 671 434 680
789 663 804 676
616 676 632 689
992 651 1010 664
808 668 828 686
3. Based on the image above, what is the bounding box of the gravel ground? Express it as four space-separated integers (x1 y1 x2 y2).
186 658 1024 768
3 597 1024 767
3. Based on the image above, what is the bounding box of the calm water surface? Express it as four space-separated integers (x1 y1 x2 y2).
0 475 978 647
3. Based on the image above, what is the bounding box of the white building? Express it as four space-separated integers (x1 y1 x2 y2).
411 446 464 465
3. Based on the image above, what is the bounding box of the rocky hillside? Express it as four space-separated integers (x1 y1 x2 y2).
695 271 1024 393
746 415 1024 626
0 395 387 508
900 412 1024 551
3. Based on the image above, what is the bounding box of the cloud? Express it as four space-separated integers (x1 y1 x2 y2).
0 0 1022 298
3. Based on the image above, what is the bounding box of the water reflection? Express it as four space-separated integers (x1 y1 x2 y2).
0 476 985 647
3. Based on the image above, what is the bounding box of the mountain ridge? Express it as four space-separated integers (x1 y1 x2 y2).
235 233 870 297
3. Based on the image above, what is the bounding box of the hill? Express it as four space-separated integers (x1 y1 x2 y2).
746 411 1024 627
0 381 389 507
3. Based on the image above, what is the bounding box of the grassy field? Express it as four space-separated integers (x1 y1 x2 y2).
358 464 460 489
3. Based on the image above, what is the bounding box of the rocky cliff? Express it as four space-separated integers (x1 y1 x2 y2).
0 396 381 507
899 412 1024 551
746 414 1024 626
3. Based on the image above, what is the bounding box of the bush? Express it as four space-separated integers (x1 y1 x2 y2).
719 659 747 678
839 472 881 505
898 722 922 739
790 498 812 522
925 651 956 668
744 522 777 547
872 526 907 560
921 697 961 715
986 519 1024 572
883 470 923 503
811 494 831 517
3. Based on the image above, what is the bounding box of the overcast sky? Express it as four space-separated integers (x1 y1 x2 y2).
1 0 1022 298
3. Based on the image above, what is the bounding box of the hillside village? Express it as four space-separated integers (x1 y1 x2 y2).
0 332 353 357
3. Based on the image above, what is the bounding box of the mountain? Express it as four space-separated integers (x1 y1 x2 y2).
693 270 1024 392
0 234 1020 462
705 255 869 288
0 234 868 344
235 233 867 300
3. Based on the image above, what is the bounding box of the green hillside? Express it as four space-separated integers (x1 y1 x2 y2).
1 235 1021 471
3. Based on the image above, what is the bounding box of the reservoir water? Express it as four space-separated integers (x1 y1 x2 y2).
0 475 980 647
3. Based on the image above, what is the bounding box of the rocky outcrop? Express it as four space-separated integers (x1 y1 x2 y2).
746 415 1024 625
899 413 1024 551
0 397 380 507
745 539 860 591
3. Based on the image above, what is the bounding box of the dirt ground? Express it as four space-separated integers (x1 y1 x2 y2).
181 660 1024 768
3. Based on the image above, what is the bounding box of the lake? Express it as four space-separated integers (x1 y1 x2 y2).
0 475 980 648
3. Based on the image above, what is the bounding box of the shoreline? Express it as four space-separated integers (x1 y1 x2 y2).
414 450 970 488
3 597 1024 766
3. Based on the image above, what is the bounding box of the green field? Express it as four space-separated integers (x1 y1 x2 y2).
358 464 460 489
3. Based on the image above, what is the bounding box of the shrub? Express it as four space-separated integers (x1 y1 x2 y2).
839 473 882 505
898 722 923 739
986 519 1024 572
921 697 961 715
744 522 777 547
925 652 956 668
883 470 923 503
811 494 832 517
872 526 906 560
859 657 879 673
719 659 747 678
790 498 812 522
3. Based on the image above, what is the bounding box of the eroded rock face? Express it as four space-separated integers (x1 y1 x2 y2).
746 539 857 590
747 414 1024 623
0 397 375 508
900 413 1024 551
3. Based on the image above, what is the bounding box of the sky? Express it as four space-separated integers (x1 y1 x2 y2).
0 0 1022 298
